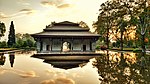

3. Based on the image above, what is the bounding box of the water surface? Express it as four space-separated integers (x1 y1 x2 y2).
93 51 150 84
0 50 150 84
0 51 100 84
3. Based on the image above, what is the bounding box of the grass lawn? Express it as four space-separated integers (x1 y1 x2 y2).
0 48 17 52
111 47 136 51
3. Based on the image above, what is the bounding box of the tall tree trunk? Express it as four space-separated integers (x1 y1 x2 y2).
106 16 109 49
106 28 109 49
141 34 146 56
120 27 123 51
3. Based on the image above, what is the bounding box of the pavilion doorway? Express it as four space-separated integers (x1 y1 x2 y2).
83 45 86 51
46 45 50 51
62 42 71 52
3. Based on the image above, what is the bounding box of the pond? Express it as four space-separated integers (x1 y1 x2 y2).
94 51 150 84
0 50 149 84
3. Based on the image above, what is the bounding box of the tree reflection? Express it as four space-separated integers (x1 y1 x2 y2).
0 53 5 66
93 51 150 84
9 52 15 67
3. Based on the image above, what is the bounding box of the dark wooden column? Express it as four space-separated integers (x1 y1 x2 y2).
40 38 43 51
49 38 52 51
81 38 83 51
90 41 92 51
71 38 74 51
61 38 63 52
51 38 53 51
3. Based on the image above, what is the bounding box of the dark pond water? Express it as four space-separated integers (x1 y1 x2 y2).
0 51 149 84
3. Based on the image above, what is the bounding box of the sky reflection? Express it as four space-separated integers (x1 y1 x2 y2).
0 51 100 84
93 50 150 84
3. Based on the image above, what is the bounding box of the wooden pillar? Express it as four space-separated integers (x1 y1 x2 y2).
40 38 43 52
51 38 53 51
36 38 40 53
90 40 92 51
81 38 83 51
49 38 52 51
61 38 63 52
71 38 74 51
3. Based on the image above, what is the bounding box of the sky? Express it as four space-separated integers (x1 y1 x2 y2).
0 0 107 41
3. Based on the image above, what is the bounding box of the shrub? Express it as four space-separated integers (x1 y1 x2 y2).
133 48 142 52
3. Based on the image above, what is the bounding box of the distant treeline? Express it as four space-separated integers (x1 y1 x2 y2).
0 21 36 49
0 33 36 49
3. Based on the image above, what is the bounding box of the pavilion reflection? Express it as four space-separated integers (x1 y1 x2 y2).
44 60 88 69
0 53 6 66
31 54 96 69
93 51 150 84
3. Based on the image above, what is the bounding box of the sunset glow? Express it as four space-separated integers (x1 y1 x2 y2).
0 0 107 40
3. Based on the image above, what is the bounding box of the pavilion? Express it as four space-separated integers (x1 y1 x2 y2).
31 21 100 53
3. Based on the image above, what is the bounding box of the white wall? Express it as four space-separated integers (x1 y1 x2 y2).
37 38 96 53
92 42 96 51
73 39 81 51
52 39 61 51
42 39 51 51
82 39 90 51
36 41 40 52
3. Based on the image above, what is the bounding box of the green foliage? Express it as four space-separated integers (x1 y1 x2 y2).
0 41 7 48
7 21 16 47
0 22 6 37
15 33 35 49
126 40 133 47
95 45 100 50
133 48 142 52
94 0 150 50
15 38 23 48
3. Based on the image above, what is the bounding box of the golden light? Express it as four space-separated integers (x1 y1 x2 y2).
144 38 149 43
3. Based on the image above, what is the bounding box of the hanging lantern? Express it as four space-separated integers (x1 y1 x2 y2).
144 38 149 43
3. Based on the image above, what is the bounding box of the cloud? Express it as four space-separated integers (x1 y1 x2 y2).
0 68 38 78
19 9 36 15
0 68 7 74
41 1 55 6
41 77 75 84
57 4 70 9
40 0 71 8
19 71 39 78
0 12 10 19
17 0 31 6
0 9 36 19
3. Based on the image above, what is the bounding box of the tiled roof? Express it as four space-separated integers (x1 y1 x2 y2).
31 21 100 38
44 26 89 31
31 31 100 37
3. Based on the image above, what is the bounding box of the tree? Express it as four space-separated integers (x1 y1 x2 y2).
130 0 150 56
93 1 114 49
0 41 7 48
0 21 6 38
119 19 127 50
7 21 16 47
15 33 35 48
79 21 89 28
94 0 135 50
94 0 150 50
